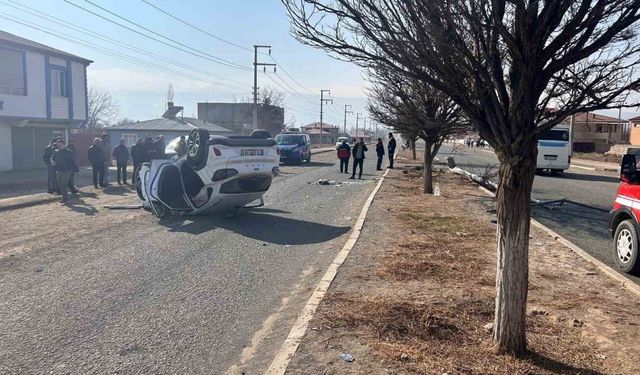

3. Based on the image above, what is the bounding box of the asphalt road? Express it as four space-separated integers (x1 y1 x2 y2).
0 149 384 374
437 143 640 284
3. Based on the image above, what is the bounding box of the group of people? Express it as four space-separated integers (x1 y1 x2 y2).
336 132 397 179
43 134 169 204
465 137 486 148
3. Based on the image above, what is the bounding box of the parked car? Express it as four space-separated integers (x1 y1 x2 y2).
335 136 350 149
610 153 640 274
275 133 311 165
135 128 279 218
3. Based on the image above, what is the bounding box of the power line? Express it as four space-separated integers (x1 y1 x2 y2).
63 0 251 71
272 73 317 106
268 55 318 96
140 0 252 52
0 13 244 91
0 0 248 87
262 72 318 112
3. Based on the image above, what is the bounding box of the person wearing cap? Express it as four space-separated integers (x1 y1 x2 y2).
50 139 76 203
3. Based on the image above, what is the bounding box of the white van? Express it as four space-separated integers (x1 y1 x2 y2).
536 124 571 174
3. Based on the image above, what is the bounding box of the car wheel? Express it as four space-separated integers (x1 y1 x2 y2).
535 168 543 175
134 162 151 201
614 219 640 274
187 128 210 170
551 169 563 175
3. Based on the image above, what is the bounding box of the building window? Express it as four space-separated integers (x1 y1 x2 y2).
123 133 138 147
595 124 610 133
0 48 25 96
51 70 68 97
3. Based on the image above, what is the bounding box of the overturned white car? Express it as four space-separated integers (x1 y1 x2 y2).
135 128 280 218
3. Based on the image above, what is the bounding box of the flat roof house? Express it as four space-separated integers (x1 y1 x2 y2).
564 112 628 153
0 30 92 171
108 102 233 148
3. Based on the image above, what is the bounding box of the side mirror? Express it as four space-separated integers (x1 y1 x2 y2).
621 154 638 182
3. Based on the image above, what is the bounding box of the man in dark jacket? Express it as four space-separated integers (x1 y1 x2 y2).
336 140 351 173
43 138 58 194
350 137 368 180
130 139 144 172
375 137 385 171
65 142 80 194
88 138 106 188
112 139 130 185
50 139 76 203
387 132 397 169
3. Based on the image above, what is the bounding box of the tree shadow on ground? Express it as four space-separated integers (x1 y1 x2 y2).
540 172 619 184
101 185 135 196
525 351 605 375
159 211 350 244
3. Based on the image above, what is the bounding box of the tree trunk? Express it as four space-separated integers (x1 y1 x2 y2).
411 139 417 160
423 142 433 194
493 139 537 356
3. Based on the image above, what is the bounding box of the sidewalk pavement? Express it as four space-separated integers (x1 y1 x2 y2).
571 157 620 172
0 165 133 211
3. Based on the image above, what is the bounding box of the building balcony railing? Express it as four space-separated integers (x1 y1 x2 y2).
0 85 25 96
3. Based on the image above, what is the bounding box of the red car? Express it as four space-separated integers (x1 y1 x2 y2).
610 154 640 274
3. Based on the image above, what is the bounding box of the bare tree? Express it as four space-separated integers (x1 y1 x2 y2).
87 85 119 128
367 65 468 193
260 86 285 107
283 0 640 355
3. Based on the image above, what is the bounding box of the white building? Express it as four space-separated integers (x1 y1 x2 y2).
0 30 92 171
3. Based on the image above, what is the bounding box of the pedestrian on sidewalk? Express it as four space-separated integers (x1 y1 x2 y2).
101 134 111 186
375 137 385 171
337 139 351 173
112 139 130 185
387 132 397 169
43 138 58 194
350 137 368 180
88 138 106 188
50 139 76 203
66 141 80 194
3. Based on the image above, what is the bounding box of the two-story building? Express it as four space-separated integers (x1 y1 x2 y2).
0 30 92 171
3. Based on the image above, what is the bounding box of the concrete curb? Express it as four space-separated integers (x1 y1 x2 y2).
265 168 391 375
476 185 640 298
0 194 60 212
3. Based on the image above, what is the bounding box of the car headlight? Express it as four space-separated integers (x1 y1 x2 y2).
212 168 239 182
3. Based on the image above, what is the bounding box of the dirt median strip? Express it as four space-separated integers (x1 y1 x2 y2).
283 153 640 375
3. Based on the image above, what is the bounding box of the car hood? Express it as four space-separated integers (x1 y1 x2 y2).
277 144 300 150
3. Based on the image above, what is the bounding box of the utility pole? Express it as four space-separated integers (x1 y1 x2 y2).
253 45 276 131
320 89 333 145
343 105 352 136
355 113 363 138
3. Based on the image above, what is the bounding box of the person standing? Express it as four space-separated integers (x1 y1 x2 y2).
88 138 106 188
350 137 368 180
50 139 76 203
336 139 351 173
101 134 111 186
387 132 397 169
375 138 385 171
131 139 144 171
66 141 80 194
112 139 130 185
174 135 188 157
43 138 58 194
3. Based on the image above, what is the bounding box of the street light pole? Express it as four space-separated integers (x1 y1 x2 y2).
355 113 363 139
320 89 333 145
253 45 276 131
343 104 352 136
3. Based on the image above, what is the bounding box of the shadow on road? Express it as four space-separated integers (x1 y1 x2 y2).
66 198 99 216
160 211 350 245
525 351 605 375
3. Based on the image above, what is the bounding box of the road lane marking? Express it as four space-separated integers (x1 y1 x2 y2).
265 168 391 375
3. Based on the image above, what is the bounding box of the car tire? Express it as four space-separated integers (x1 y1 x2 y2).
151 201 167 218
187 128 210 170
134 162 151 201
614 219 640 275
551 169 563 175
535 168 543 175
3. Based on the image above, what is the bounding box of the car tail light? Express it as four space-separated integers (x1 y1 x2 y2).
212 168 238 182
213 148 222 156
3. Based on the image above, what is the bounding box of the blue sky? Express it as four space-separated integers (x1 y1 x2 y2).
0 0 372 128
